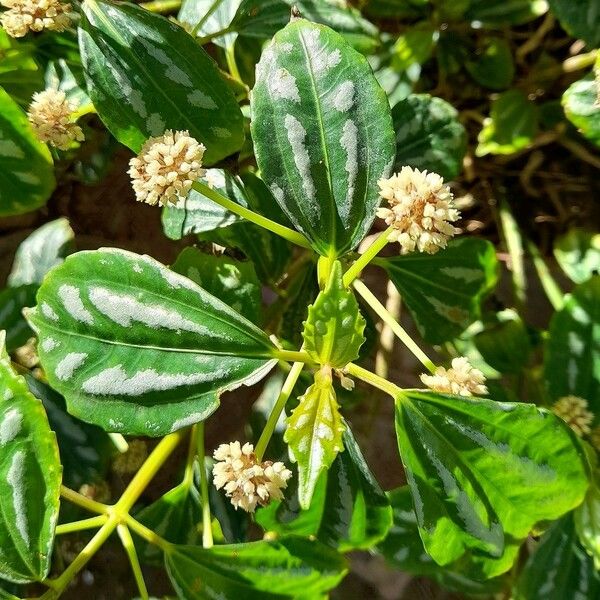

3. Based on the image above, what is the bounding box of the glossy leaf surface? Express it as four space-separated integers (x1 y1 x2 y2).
575 470 600 569
0 285 37 352
554 229 600 284
562 73 600 147
28 248 276 436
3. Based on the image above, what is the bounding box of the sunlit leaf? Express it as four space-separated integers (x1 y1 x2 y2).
562 73 600 147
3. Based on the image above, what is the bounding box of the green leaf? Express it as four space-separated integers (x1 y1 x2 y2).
8 218 74 287
562 73 600 147
575 469 600 569
257 425 392 551
250 18 395 257
466 0 548 26
476 89 538 156
544 276 600 409
379 238 498 344
364 0 428 19
395 390 589 572
45 59 91 112
79 0 244 163
165 536 347 599
179 0 241 48
392 22 437 71
547 0 600 48
284 369 345 509
27 248 277 436
0 31 43 106
391 93 467 180
554 228 600 284
302 262 365 368
466 37 514 90
0 285 37 353
0 333 61 583
171 248 261 323
0 86 55 216
513 515 600 600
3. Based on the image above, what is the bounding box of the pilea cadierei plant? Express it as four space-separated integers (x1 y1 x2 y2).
0 0 598 598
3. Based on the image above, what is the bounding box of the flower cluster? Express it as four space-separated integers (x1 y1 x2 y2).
552 395 594 437
421 357 488 397
212 441 292 512
377 166 461 254
27 89 84 150
0 0 71 38
128 130 205 206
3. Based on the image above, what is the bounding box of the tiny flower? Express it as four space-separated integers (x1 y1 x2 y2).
128 130 205 206
0 0 72 38
27 89 84 150
377 166 461 254
552 395 594 437
420 357 488 397
212 441 292 513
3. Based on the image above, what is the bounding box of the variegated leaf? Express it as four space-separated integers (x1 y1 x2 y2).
27 248 277 436
251 19 395 256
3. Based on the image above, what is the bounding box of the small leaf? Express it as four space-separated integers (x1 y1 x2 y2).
476 89 538 156
466 37 514 90
251 18 395 256
395 390 589 572
171 248 261 323
302 262 365 368
513 515 600 600
165 536 347 599
0 86 55 216
79 0 244 163
8 218 74 287
547 0 600 48
27 248 277 436
257 425 392 551
544 276 600 409
392 93 467 180
554 229 600 284
392 23 437 71
285 369 345 509
562 73 600 147
0 285 37 353
379 238 498 344
0 333 61 583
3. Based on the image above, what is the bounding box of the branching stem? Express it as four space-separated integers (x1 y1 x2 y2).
197 423 214 549
345 363 402 398
342 227 392 286
55 515 108 535
117 525 149 600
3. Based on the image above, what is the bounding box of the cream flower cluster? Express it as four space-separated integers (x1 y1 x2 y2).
1 0 71 38
377 166 461 254
128 130 205 206
27 89 84 150
212 441 292 513
552 395 594 437
421 357 488 397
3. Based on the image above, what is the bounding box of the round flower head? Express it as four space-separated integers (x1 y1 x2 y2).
128 130 205 206
420 357 488 397
377 166 461 254
212 441 292 513
27 89 84 150
552 395 593 437
1 0 72 38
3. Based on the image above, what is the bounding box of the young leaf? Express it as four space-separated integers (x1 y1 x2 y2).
544 276 599 410
562 73 600 147
0 285 37 352
257 425 392 551
79 0 244 163
547 0 600 47
392 93 467 180
7 218 74 287
302 261 365 368
395 390 589 572
0 86 55 216
379 238 498 344
251 18 395 256
465 38 514 90
27 248 277 436
0 333 61 583
284 368 345 509
554 229 600 284
164 536 347 599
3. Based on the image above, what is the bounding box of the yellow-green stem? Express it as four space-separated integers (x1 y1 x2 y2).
139 0 180 12
353 279 436 373
342 227 392 286
117 525 149 600
60 485 109 515
183 425 200 488
109 432 129 453
275 349 313 364
525 238 564 311
126 515 172 552
197 423 214 549
255 361 305 461
498 199 526 313
192 181 312 249
55 515 108 535
345 363 402 398
225 43 242 82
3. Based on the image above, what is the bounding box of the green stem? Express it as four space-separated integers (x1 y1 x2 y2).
192 181 312 250
255 361 305 461
139 0 181 12
126 515 172 552
60 485 109 515
352 279 436 373
183 425 199 488
117 525 149 600
345 363 402 398
498 199 526 314
191 0 224 36
342 227 392 287
109 432 129 454
525 239 564 311
55 515 108 535
275 349 313 363
197 423 214 549
225 43 242 82
197 25 235 45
